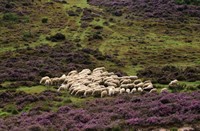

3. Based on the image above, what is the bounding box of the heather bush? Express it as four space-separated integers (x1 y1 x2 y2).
0 91 199 130
175 0 200 5
0 42 96 87
88 0 200 19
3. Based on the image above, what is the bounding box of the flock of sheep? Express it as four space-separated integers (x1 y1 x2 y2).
40 67 174 97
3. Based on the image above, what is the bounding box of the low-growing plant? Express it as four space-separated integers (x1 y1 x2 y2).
63 98 72 104
169 83 186 92
42 18 48 23
175 0 200 5
3 13 19 22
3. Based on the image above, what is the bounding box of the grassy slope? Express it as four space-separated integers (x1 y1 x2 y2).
0 0 200 124
1 0 200 73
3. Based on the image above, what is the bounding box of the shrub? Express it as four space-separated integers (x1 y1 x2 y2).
41 18 48 23
175 0 200 5
169 83 186 92
3 13 19 22
46 33 66 42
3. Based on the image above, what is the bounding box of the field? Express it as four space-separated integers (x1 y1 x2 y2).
0 0 200 130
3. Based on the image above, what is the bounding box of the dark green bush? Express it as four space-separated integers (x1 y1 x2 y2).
42 18 48 23
3 13 19 21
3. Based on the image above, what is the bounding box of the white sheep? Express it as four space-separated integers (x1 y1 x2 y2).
105 79 120 85
57 84 68 91
126 89 131 94
84 88 94 97
60 74 67 81
71 86 83 95
169 79 178 86
113 88 120 95
160 88 169 93
75 86 88 96
40 76 50 84
135 82 144 88
120 84 128 89
129 76 138 80
143 80 152 84
92 88 106 97
138 87 143 92
131 88 137 93
120 88 126 94
68 70 78 76
121 79 132 84
108 88 114 96
134 79 142 85
93 67 106 72
105 82 117 87
149 88 157 93
143 84 154 91
44 79 52 86
51 77 61 86
101 90 108 98
79 69 91 75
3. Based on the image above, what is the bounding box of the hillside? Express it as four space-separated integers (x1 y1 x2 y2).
0 0 200 130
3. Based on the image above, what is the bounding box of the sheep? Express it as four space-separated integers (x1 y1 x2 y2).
110 75 119 79
160 88 169 93
129 76 138 80
44 79 52 86
143 84 154 91
68 83 82 92
134 79 142 85
143 80 152 84
101 71 109 76
143 82 152 88
104 82 117 87
120 88 126 94
92 88 107 97
88 83 100 88
51 77 61 86
59 74 67 82
79 69 91 75
71 86 83 95
126 89 131 94
101 90 108 98
126 83 135 89
92 77 103 83
40 76 50 84
57 84 68 91
68 70 78 76
131 88 137 93
138 87 143 92
106 72 115 76
120 84 128 89
169 79 178 86
84 88 94 97
93 67 106 72
75 86 88 96
113 88 121 95
108 88 114 96
121 79 132 84
105 79 120 85
135 82 144 88
149 88 157 93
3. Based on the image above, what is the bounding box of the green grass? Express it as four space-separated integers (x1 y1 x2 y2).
17 85 48 94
